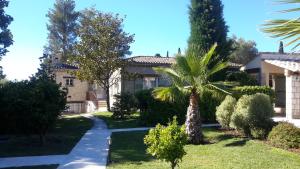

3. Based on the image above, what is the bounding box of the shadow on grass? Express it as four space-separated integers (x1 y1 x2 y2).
224 139 249 147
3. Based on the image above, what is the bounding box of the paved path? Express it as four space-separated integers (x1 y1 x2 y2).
57 114 111 169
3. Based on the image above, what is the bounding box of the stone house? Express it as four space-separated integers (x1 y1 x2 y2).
54 55 241 114
242 52 300 127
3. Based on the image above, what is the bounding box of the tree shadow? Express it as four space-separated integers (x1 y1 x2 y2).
224 139 249 147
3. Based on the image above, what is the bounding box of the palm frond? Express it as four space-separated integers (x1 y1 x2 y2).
152 86 188 103
206 83 232 95
261 0 300 49
154 67 185 87
201 43 217 66
207 61 228 77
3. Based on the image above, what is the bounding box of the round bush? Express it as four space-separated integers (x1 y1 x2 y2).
216 95 236 129
268 122 300 149
231 93 274 139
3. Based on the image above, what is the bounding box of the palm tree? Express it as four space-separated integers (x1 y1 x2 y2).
262 0 300 50
153 44 228 144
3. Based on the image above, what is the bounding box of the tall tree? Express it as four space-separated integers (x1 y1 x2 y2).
46 0 79 63
229 36 258 64
0 0 13 79
262 0 300 50
153 44 228 144
71 8 134 111
188 0 231 60
279 41 284 54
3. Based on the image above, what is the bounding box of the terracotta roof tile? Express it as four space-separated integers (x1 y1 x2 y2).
127 56 175 65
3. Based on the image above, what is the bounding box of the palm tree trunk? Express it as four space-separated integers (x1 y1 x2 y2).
185 90 203 144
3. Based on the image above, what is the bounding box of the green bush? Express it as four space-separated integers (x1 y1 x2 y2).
232 86 275 102
144 117 187 169
226 71 258 86
111 92 137 119
231 93 274 139
216 95 236 129
268 122 300 149
199 89 226 123
135 89 187 126
0 76 67 144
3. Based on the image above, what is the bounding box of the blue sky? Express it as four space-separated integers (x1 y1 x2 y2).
1 0 298 80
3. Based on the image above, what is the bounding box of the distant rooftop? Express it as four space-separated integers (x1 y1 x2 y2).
53 63 78 70
260 52 300 62
127 56 175 65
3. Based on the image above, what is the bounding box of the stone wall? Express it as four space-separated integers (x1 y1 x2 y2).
285 72 300 119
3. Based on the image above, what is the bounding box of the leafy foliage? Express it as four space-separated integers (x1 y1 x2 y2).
45 0 79 62
135 89 187 126
268 122 300 149
231 94 274 139
0 76 67 144
153 44 228 144
262 0 300 50
111 92 137 119
216 95 236 129
0 0 13 58
226 71 258 86
232 86 275 102
229 36 258 65
144 117 187 169
188 0 232 61
71 8 134 110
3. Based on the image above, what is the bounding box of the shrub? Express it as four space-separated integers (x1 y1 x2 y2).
144 117 187 169
216 95 236 129
268 122 300 149
135 89 187 126
111 92 136 119
199 89 226 123
231 93 274 139
226 71 258 86
232 86 275 103
0 76 67 144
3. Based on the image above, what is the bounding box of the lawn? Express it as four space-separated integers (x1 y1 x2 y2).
2 165 58 169
94 112 141 129
0 115 93 157
108 129 300 169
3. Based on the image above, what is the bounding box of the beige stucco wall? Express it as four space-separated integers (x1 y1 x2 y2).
261 61 285 85
55 70 89 102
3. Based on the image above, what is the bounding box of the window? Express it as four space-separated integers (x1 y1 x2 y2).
143 77 157 89
66 78 74 87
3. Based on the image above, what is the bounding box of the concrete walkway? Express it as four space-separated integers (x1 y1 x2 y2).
57 114 111 169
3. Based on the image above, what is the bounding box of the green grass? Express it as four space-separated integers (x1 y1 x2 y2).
108 129 300 169
0 115 93 157
94 112 141 129
2 164 58 169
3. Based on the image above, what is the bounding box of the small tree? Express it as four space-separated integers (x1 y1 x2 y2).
111 92 136 119
144 117 188 169
71 8 134 111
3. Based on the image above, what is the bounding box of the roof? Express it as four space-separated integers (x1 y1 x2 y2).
53 63 78 70
264 60 300 72
127 56 175 65
260 52 300 62
127 56 241 68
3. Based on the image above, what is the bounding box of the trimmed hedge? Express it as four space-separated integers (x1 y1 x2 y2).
232 86 275 102
268 122 300 149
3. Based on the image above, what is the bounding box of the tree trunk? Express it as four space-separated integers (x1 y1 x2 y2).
171 161 176 169
105 86 111 112
185 90 203 144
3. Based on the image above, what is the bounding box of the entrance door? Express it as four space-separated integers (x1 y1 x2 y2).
274 75 286 107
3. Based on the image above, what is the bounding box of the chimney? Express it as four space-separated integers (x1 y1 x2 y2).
279 41 284 54
178 48 181 55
